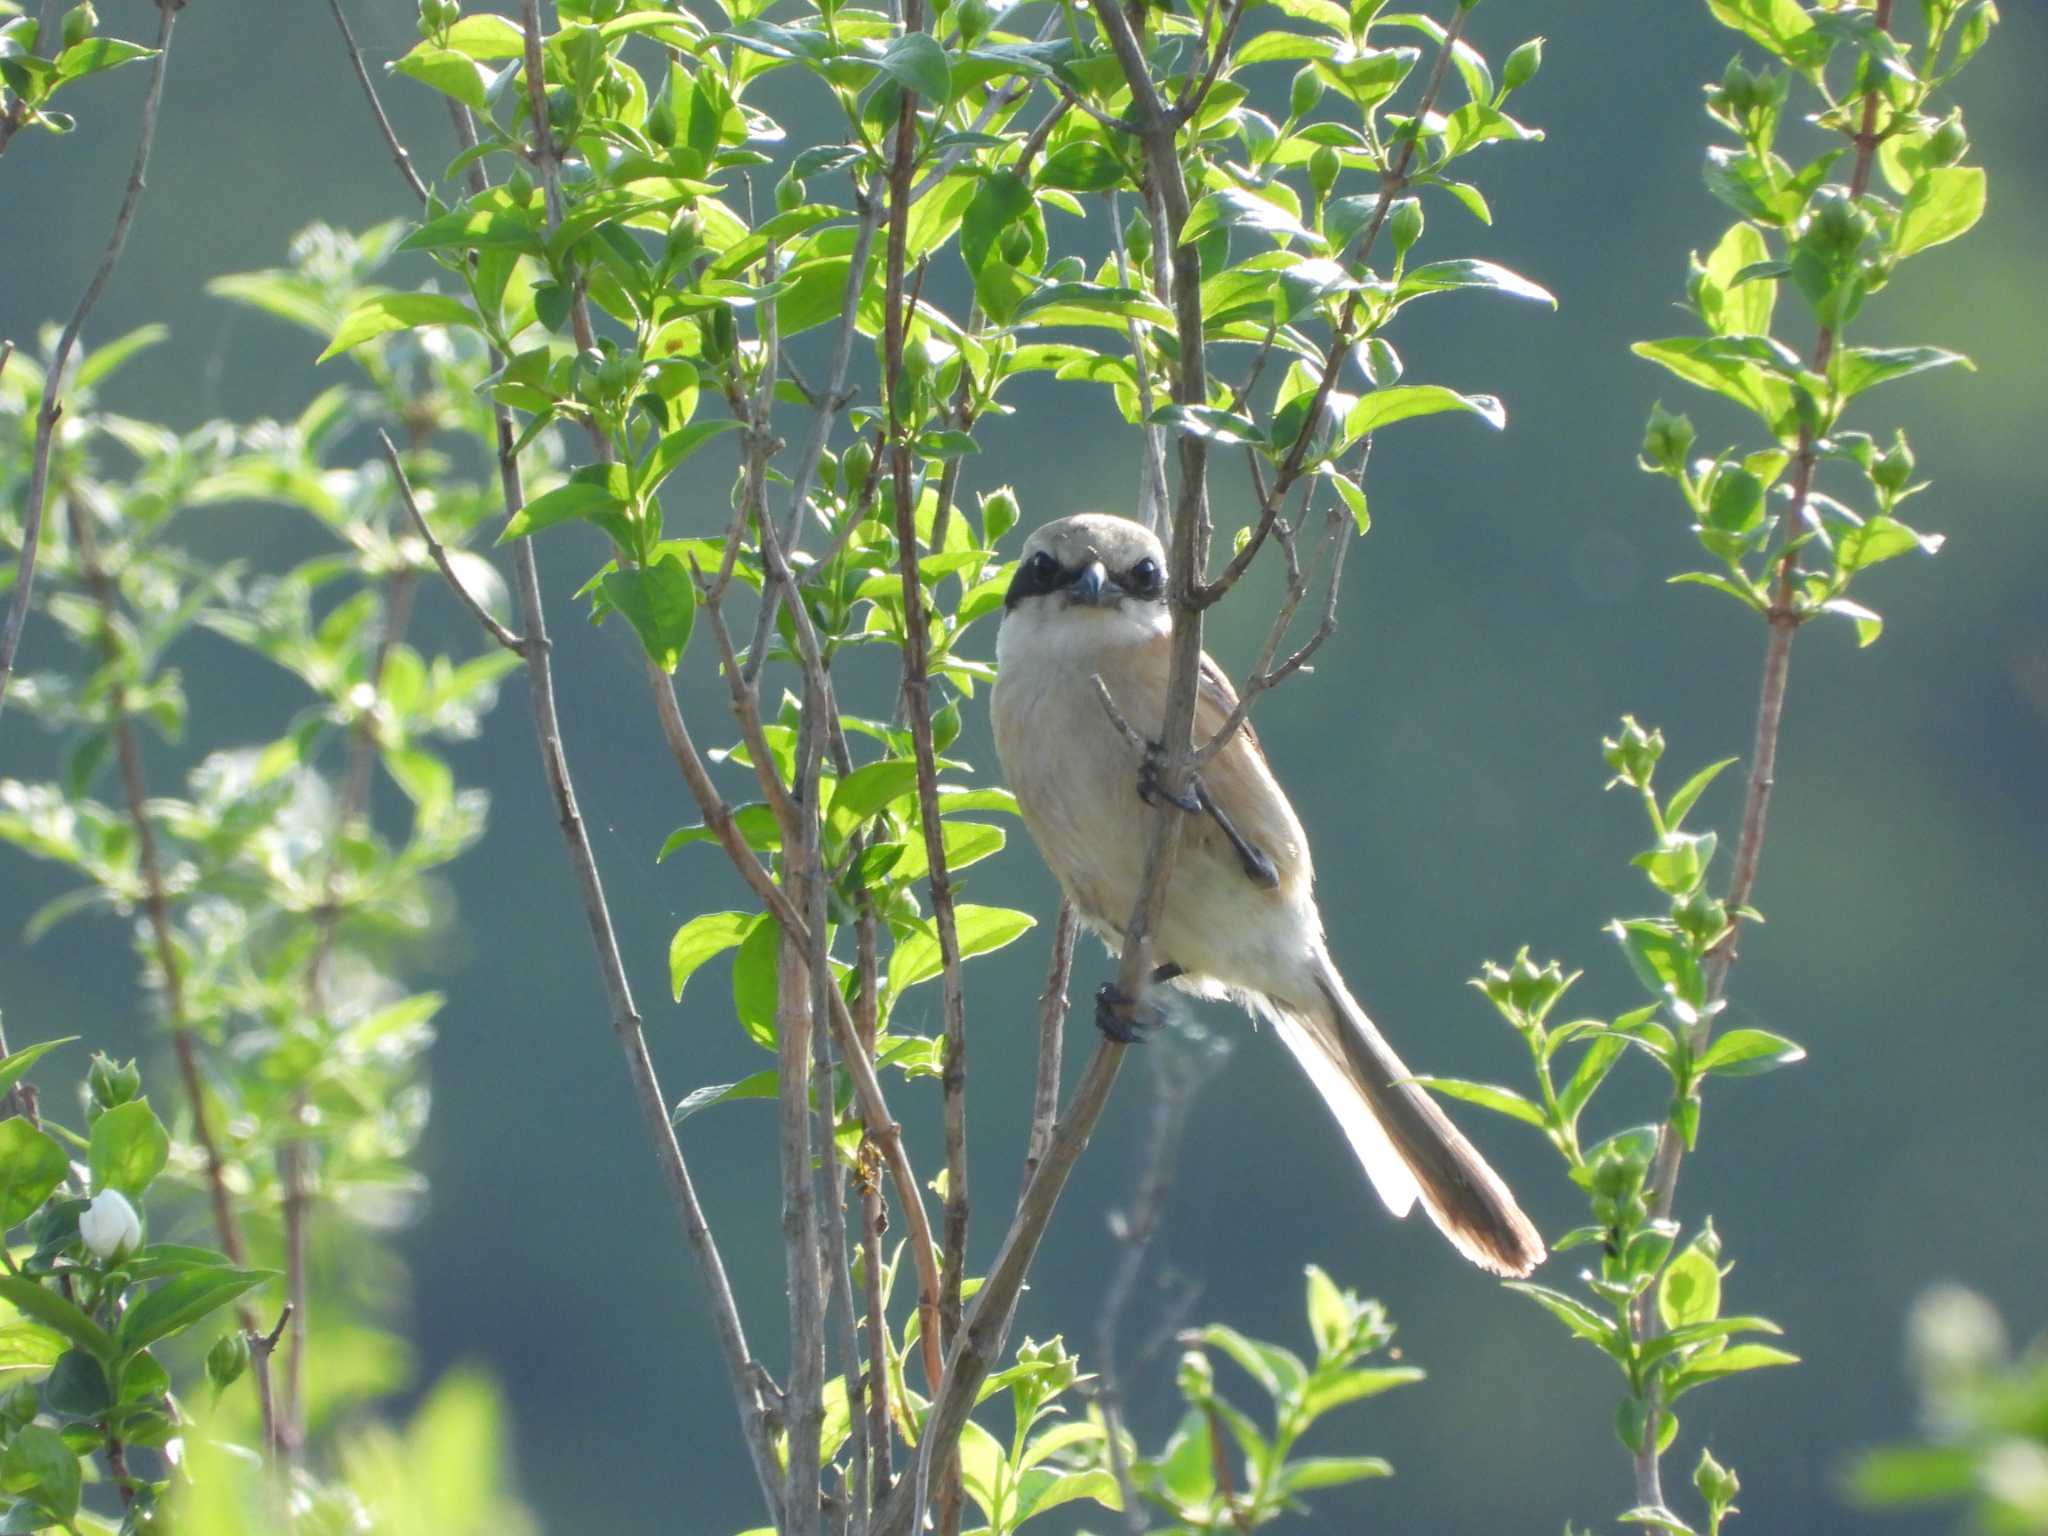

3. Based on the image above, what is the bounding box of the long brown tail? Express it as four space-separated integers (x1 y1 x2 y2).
1267 954 1545 1278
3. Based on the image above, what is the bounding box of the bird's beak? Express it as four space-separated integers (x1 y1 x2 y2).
1065 560 1111 606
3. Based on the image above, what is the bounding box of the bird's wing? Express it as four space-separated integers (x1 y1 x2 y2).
1189 648 1311 895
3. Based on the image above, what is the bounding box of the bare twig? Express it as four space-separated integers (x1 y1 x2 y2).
1629 3 1895 1510
445 97 785 1525
0 0 178 722
779 725 828 1536
1021 902 1078 1191
380 431 527 654
327 0 430 204
1108 196 1169 533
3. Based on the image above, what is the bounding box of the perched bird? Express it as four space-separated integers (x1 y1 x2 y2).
991 512 1545 1277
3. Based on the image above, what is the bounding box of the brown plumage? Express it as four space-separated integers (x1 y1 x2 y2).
992 512 1544 1277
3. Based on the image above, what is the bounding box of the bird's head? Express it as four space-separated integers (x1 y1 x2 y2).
1003 512 1167 621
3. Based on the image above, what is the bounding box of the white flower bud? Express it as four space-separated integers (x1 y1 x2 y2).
80 1189 141 1262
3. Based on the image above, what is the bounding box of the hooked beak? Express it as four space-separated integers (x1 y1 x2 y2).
1065 560 1112 606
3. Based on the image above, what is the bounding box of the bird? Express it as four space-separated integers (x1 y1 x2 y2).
990 512 1545 1277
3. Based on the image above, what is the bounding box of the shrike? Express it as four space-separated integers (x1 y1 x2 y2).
991 513 1545 1277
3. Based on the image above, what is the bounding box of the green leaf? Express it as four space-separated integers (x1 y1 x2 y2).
500 466 628 542
1036 140 1125 191
1831 345 1974 400
116 1267 274 1354
1657 1247 1721 1331
0 1120 68 1229
87 1099 169 1199
0 1323 67 1374
671 1070 779 1122
1296 1365 1423 1418
1344 385 1504 437
1667 1341 1799 1397
601 554 696 673
317 291 475 362
0 1039 75 1105
1695 1027 1805 1077
51 37 153 83
877 31 949 101
1618 1505 1698 1536
1821 596 1883 647
391 44 491 109
887 905 1035 994
1195 1323 1306 1399
1150 403 1264 447
1611 918 1704 1008
732 915 782 1048
74 324 168 390
1632 335 1798 428
42 1348 110 1418
1278 1456 1393 1492
1698 222 1775 338
1507 1282 1624 1355
1846 1443 1977 1506
1557 1032 1629 1127
1395 259 1556 307
434 13 526 57
1837 515 1943 574
1893 166 1986 257
0 1276 115 1362
1408 1077 1546 1128
1304 1265 1348 1358
1662 758 1739 830
827 760 922 832
0 1424 79 1522
669 912 756 1003
638 419 740 497
1705 0 1815 62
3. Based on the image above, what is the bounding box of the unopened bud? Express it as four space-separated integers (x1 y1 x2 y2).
1289 65 1324 120
1639 402 1695 476
80 1189 141 1262
1308 146 1342 202
60 1 96 48
206 1330 252 1395
1388 197 1423 256
1502 37 1543 93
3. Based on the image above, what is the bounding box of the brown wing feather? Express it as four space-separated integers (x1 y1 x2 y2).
1190 650 1311 896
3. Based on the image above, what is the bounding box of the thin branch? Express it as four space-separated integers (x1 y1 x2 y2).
326 0 430 204
1192 5 1469 612
1108 195 1168 533
779 719 827 1536
446 98 785 1526
380 431 527 653
0 0 178 722
1021 902 1077 1192
1171 0 1253 122
1630 1 1894 1509
878 8 974 1409
742 183 884 687
64 495 276 1458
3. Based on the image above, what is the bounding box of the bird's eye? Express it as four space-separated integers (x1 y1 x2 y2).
1128 557 1161 594
1029 551 1058 579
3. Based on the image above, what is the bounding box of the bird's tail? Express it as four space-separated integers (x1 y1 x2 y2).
1261 951 1546 1278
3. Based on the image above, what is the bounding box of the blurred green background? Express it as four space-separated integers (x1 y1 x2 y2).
5 1 2045 1530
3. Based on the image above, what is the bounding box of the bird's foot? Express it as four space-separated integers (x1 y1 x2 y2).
1137 742 1201 814
1094 981 1166 1044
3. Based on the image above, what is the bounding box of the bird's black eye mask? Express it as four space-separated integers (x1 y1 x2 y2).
1004 550 1165 610
1004 550 1076 610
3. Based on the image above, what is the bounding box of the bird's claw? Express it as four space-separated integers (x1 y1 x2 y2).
1094 982 1165 1044
1137 743 1201 814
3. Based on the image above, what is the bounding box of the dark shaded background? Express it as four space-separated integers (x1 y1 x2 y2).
5 1 2045 1530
